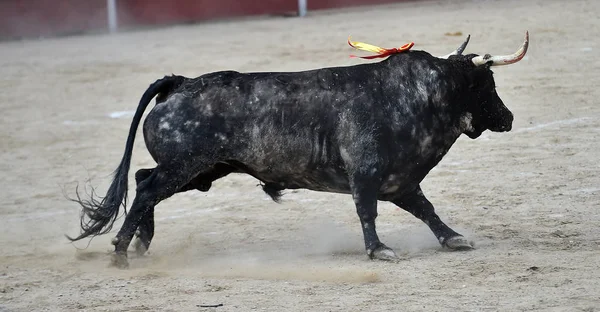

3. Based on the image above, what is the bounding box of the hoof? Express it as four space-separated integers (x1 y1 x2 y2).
368 244 399 261
110 253 129 269
443 236 474 251
133 238 148 257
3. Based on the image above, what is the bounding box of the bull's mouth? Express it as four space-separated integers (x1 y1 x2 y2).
464 128 484 139
465 122 512 138
488 123 512 132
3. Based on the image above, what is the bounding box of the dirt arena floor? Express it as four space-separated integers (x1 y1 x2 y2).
1 0 599 310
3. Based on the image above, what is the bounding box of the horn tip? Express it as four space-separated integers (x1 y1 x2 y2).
523 31 530 51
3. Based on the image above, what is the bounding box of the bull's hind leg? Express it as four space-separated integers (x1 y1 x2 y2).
133 209 154 256
132 164 235 256
350 174 399 261
133 169 155 256
392 186 473 250
111 166 198 268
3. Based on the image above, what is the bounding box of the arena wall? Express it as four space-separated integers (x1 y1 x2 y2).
0 0 416 40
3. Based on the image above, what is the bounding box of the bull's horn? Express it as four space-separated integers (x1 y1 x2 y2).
472 31 529 66
439 35 470 59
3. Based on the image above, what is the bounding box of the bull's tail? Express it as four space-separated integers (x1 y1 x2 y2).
67 75 183 242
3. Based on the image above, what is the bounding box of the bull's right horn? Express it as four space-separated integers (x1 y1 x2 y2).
472 31 529 66
438 35 470 59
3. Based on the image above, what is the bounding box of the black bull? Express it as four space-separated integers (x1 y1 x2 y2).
68 35 528 268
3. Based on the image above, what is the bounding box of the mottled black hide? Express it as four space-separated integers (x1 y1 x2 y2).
68 49 515 266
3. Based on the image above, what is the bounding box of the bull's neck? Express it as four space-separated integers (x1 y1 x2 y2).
404 81 470 160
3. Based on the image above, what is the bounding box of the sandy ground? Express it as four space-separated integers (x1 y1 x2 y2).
1 0 600 310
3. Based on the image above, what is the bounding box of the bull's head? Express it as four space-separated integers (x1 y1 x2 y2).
440 32 529 139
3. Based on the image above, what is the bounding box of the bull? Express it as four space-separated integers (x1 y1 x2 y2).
68 32 529 268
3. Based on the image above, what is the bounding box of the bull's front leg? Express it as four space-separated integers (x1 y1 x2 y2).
350 175 399 261
392 186 473 250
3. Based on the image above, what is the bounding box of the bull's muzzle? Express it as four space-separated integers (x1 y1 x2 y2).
495 112 514 132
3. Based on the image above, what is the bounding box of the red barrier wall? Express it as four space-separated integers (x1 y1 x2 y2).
0 0 414 40
0 0 108 39
116 0 297 27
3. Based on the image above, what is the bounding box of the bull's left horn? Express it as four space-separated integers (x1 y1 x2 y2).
472 31 529 66
439 35 471 59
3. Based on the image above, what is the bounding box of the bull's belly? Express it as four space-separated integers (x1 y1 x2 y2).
253 172 423 200
251 167 352 194
249 167 426 197
278 178 352 194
